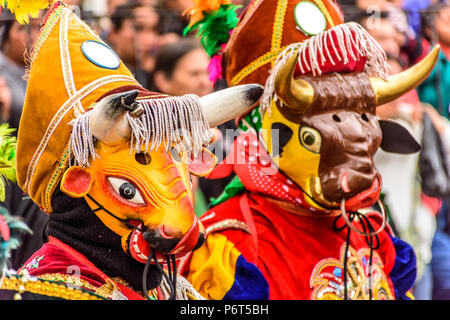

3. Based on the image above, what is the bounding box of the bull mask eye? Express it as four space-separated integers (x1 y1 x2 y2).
299 126 322 153
294 1 327 36
107 177 146 205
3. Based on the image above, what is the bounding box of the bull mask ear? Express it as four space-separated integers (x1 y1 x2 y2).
189 147 218 177
60 166 94 198
379 119 421 154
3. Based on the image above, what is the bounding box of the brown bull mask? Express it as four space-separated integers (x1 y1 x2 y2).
260 23 439 212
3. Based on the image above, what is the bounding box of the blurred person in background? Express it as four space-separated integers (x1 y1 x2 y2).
133 3 160 87
107 1 157 88
418 2 450 118
107 2 138 72
360 11 403 57
157 0 190 38
0 9 48 270
418 1 450 300
375 55 437 300
355 3 442 299
151 38 213 97
403 0 444 37
354 4 425 67
0 10 38 130
161 0 192 13
107 0 129 16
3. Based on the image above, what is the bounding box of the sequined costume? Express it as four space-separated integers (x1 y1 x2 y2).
180 0 440 300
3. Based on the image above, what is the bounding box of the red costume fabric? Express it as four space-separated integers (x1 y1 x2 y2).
19 237 153 300
200 192 397 300
181 133 413 300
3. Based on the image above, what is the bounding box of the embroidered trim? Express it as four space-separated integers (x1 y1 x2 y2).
312 0 335 28
261 22 389 111
44 145 70 213
309 244 394 300
230 46 289 86
205 219 251 235
95 278 136 300
271 0 288 54
59 8 84 117
0 274 105 300
38 273 97 291
27 4 64 73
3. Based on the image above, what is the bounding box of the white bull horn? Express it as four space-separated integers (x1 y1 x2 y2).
199 84 264 128
89 84 264 147
89 89 140 146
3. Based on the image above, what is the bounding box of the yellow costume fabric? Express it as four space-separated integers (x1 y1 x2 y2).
186 233 241 300
16 3 139 213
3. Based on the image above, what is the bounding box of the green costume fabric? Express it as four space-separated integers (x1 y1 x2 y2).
418 51 450 118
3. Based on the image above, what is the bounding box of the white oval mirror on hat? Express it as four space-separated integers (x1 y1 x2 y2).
294 1 327 36
81 40 121 70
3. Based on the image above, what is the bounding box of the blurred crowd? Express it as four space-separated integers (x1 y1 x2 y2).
0 0 449 300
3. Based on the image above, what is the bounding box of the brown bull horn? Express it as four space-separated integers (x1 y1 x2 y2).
370 45 440 106
274 52 314 114
199 84 264 128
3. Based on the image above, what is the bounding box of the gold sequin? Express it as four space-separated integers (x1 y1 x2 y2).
206 219 251 235
0 275 105 300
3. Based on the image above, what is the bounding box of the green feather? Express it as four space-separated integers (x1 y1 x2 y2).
0 123 16 202
0 207 32 275
184 4 240 57
0 124 30 275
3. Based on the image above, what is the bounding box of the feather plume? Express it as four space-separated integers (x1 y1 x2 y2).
1 0 53 24
0 124 17 202
184 0 232 27
0 207 32 276
184 4 240 57
0 124 30 276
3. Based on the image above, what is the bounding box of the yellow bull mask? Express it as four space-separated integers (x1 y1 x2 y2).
15 2 263 265
60 86 263 264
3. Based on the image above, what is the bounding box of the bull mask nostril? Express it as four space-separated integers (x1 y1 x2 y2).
332 114 341 122
361 113 369 122
142 229 179 253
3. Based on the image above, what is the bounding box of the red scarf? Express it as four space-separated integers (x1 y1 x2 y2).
208 132 334 214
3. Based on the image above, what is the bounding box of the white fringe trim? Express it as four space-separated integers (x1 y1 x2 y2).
68 111 99 167
261 22 389 111
127 94 212 156
68 94 212 167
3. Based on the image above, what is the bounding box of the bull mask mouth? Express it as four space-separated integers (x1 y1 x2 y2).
86 194 204 264
125 219 205 265
308 175 382 212
125 221 167 264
